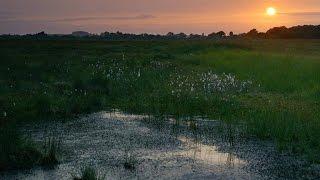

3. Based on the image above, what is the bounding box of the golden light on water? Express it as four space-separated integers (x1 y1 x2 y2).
266 7 277 16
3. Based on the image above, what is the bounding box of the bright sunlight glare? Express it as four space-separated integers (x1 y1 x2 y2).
266 7 277 16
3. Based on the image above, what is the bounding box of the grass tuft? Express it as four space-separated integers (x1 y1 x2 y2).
124 152 137 170
0 124 42 171
73 166 104 180
40 138 60 167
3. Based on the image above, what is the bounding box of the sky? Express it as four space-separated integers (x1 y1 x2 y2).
1 0 320 35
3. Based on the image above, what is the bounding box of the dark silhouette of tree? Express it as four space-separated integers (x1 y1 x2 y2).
36 31 47 36
176 32 187 39
266 25 320 39
2 24 320 40
216 31 226 38
266 26 289 38
246 29 259 38
208 32 217 39
188 33 203 40
166 32 174 37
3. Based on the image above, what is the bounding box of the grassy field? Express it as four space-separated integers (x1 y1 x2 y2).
1 39 320 169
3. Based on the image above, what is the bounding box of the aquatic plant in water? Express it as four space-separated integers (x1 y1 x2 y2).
40 138 60 167
73 166 105 180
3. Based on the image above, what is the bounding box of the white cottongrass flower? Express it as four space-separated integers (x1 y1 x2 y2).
169 70 253 97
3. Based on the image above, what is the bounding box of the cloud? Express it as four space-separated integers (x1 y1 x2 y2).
0 10 18 19
48 14 156 22
0 14 156 23
0 10 16 15
280 12 320 16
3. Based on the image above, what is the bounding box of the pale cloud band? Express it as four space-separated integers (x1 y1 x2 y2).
49 14 156 22
0 14 156 22
279 12 320 16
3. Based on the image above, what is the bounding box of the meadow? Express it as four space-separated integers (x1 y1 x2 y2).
0 39 320 170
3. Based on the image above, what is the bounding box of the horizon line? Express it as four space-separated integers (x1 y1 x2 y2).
1 24 320 36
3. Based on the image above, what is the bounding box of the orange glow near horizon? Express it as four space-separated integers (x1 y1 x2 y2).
1 0 320 34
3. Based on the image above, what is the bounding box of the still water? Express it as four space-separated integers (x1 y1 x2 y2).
1 111 319 179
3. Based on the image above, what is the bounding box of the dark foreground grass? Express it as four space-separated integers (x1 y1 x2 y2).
0 123 59 170
0 39 320 169
0 123 41 170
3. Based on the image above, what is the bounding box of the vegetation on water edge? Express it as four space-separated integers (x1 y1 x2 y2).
0 124 40 170
0 39 320 169
0 124 59 170
73 166 105 180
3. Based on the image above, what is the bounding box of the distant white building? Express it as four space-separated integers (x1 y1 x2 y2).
71 31 90 37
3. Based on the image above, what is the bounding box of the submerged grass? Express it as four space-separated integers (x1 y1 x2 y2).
0 39 320 166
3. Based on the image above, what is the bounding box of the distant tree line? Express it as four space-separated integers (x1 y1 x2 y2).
238 25 320 39
1 25 320 40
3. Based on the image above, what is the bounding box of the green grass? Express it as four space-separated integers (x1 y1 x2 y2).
0 123 42 170
0 39 320 167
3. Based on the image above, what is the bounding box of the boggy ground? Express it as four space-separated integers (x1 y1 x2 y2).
1 111 319 179
1 39 320 172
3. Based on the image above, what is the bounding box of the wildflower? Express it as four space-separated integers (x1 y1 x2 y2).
138 69 141 77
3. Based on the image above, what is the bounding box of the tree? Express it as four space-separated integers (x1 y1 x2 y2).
208 32 217 38
246 29 259 38
216 31 226 38
166 32 174 37
176 32 187 39
266 26 289 38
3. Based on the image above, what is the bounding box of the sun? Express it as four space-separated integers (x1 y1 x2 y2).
266 7 277 16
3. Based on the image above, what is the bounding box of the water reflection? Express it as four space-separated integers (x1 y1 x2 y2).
140 115 245 170
101 110 149 120
2 111 315 179
176 136 244 168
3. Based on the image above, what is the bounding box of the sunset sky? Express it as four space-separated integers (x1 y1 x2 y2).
1 0 320 34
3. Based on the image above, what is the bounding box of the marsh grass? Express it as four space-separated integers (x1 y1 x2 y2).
1 39 320 164
73 166 105 180
0 121 61 170
40 138 60 167
123 152 138 170
0 123 41 170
